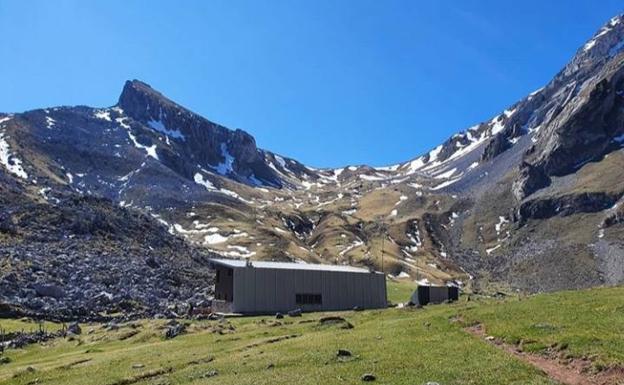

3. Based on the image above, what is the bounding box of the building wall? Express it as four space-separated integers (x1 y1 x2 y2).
427 286 450 304
214 265 234 302
411 285 458 306
231 267 386 314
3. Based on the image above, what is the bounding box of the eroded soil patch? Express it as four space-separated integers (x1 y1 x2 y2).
465 324 623 385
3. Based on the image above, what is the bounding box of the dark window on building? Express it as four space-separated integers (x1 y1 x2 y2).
227 269 233 276
295 293 322 305
216 270 220 283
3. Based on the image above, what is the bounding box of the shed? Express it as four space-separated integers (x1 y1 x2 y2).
209 258 387 314
410 285 459 306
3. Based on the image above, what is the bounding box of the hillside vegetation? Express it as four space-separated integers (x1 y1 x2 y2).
1 285 623 385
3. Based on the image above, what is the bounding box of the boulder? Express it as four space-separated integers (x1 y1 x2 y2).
361 373 376 382
33 283 64 299
202 370 218 378
67 322 81 335
337 349 352 357
319 316 354 329
164 323 186 339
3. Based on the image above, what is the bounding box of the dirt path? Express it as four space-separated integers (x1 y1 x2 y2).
465 324 623 385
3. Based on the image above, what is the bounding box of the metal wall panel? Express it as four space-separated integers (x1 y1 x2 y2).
267 269 275 311
275 269 293 310
429 286 449 304
359 274 370 308
409 285 457 306
255 269 269 311
232 267 244 312
229 266 386 314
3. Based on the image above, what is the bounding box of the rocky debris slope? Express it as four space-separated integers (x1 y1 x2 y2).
0 173 215 320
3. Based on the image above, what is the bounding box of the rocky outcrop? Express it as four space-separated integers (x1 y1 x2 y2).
481 123 525 162
481 133 512 162
281 214 315 239
118 80 283 187
508 17 624 200
517 192 622 222
602 204 624 228
512 162 551 201
536 76 624 177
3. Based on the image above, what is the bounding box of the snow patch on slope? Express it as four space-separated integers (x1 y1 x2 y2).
148 119 185 141
115 113 158 160
584 16 622 52
431 177 461 191
0 118 28 179
127 130 158 160
194 173 216 190
193 170 253 203
434 168 457 179
339 238 364 257
46 116 56 128
94 110 112 121
212 143 235 175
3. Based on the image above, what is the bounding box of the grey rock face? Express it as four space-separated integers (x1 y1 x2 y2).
481 133 512 162
118 80 283 188
518 192 621 222
509 16 624 200
512 162 551 201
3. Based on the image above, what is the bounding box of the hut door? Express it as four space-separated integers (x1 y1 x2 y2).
418 286 430 305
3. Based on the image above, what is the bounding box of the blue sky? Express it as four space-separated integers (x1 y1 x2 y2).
1 1 622 168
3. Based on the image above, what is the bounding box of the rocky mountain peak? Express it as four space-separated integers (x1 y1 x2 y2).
558 14 624 79
581 14 624 56
117 79 191 124
115 80 284 188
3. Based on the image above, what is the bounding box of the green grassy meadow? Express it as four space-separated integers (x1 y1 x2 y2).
0 284 622 385
0 319 64 334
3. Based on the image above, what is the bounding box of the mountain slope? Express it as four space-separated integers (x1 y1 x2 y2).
0 169 216 320
2 14 624 315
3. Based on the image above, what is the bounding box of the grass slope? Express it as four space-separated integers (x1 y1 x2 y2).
459 286 624 369
0 319 64 334
386 278 417 304
1 286 623 385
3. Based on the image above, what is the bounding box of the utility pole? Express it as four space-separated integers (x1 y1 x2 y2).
416 254 420 283
381 229 385 273
376 217 386 273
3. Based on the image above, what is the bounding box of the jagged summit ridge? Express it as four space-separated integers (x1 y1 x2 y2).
581 14 624 55
114 79 286 188
372 14 624 195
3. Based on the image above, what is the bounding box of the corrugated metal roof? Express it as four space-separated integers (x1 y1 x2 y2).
209 258 375 273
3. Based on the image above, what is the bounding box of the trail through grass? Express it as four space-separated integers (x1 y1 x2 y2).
0 286 622 385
